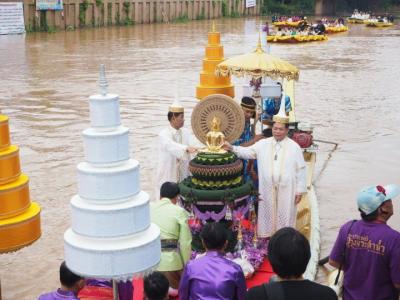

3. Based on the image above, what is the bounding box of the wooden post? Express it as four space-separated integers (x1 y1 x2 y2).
112 280 119 300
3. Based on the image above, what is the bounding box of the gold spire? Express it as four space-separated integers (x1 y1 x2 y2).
211 20 216 32
254 32 265 54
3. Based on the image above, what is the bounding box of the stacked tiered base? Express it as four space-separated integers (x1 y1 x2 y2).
179 152 253 252
196 29 234 99
0 114 41 253
64 86 160 280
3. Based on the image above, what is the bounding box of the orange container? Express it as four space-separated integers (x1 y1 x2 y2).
0 115 10 150
0 174 30 219
0 145 21 184
0 202 41 253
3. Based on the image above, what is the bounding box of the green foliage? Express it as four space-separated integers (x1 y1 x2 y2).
122 1 134 26
79 0 89 26
115 10 120 25
196 7 206 19
95 0 103 7
25 24 34 32
336 0 400 11
221 0 228 16
46 25 56 33
66 25 75 31
261 0 313 15
107 3 112 25
172 15 190 23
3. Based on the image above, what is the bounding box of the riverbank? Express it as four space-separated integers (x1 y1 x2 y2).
18 0 260 32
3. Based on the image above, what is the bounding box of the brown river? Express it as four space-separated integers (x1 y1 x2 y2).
0 17 399 299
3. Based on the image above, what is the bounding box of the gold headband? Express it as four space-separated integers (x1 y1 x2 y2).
272 115 289 124
169 106 184 113
241 103 256 111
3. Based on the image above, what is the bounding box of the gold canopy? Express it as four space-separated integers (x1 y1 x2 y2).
215 35 300 81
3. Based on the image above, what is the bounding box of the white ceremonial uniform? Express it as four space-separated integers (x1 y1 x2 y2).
156 125 192 197
233 136 306 237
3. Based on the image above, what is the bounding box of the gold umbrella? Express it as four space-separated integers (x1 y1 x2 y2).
216 35 299 81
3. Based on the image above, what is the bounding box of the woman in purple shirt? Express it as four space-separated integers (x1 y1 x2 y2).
179 222 246 300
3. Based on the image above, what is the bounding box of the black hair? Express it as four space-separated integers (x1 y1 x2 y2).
200 222 228 250
241 96 256 107
144 272 169 300
59 261 83 288
359 199 391 221
160 182 180 199
360 208 379 221
262 128 272 138
268 227 310 278
241 97 256 118
167 112 183 122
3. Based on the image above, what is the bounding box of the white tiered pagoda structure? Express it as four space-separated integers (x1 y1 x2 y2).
64 65 160 281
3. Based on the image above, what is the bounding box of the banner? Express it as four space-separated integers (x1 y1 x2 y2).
245 0 256 8
36 0 63 10
0 2 25 35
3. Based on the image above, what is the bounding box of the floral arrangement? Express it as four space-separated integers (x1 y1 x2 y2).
249 78 262 91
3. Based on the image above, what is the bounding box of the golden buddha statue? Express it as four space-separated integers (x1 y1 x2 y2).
204 117 226 153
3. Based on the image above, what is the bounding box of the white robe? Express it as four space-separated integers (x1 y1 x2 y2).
233 137 306 237
155 125 196 198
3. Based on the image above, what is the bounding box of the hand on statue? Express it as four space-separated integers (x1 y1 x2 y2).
186 147 198 154
295 194 302 205
222 141 233 151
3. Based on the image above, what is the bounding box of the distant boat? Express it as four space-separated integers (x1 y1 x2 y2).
267 34 328 43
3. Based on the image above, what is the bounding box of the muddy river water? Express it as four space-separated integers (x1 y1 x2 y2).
0 17 399 299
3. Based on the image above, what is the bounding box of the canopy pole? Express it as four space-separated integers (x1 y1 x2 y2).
112 280 119 300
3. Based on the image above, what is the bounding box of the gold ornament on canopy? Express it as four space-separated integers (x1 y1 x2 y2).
191 94 245 145
215 34 300 81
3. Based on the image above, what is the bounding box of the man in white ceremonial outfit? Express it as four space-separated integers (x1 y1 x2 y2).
223 94 307 238
155 99 198 199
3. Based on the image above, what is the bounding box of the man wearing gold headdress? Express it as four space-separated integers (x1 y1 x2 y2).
223 98 306 237
156 100 198 197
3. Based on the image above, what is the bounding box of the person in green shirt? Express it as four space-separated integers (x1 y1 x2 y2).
150 182 192 292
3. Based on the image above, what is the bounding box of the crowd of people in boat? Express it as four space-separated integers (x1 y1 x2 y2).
350 9 371 20
36 89 400 300
350 9 395 23
271 15 307 23
271 25 325 37
367 15 395 23
320 17 346 26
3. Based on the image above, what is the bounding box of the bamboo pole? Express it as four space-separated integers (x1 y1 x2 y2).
112 279 119 300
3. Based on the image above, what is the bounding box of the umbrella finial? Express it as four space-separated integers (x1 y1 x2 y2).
212 20 216 32
99 64 108 96
255 32 264 54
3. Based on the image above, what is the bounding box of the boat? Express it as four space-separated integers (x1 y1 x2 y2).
213 29 321 282
132 28 321 299
365 20 394 27
267 34 328 43
325 25 349 33
272 20 307 28
347 17 366 24
347 12 370 24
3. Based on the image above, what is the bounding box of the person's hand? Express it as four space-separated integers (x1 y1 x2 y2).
295 194 302 205
186 147 198 154
222 141 233 151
